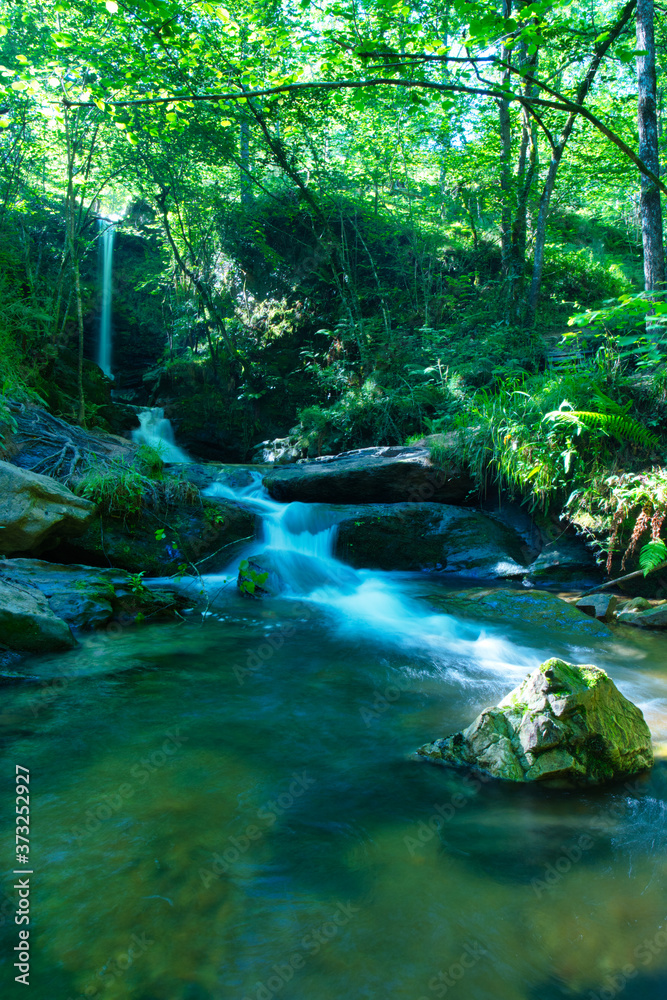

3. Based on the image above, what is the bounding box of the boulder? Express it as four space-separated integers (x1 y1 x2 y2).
263 445 474 504
0 461 96 555
616 599 667 628
417 658 654 786
576 592 619 622
51 498 256 576
525 538 600 589
0 578 76 652
0 558 192 641
424 588 610 642
334 503 528 576
179 463 259 492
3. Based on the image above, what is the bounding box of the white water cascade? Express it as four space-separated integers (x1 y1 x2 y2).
204 472 541 684
98 219 115 378
132 407 191 463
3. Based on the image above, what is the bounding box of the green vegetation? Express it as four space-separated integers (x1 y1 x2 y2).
0 0 664 578
75 457 198 518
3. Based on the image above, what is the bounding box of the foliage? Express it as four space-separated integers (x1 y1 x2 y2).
238 559 269 597
449 368 663 513
639 540 667 577
75 458 198 518
543 405 659 450
567 469 667 573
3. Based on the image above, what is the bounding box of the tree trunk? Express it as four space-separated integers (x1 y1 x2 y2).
524 0 638 325
498 0 513 283
636 0 665 293
240 117 253 208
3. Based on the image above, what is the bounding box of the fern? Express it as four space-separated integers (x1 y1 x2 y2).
639 540 667 577
543 409 659 449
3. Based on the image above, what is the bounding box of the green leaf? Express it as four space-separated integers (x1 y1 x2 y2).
0 117 9 128
639 540 667 577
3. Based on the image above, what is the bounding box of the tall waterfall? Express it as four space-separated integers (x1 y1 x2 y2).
98 219 115 378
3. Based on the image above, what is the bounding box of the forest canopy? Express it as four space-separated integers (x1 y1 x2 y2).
0 0 665 568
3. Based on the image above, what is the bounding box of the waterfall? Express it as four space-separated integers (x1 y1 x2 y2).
132 407 191 463
203 472 539 680
98 219 115 378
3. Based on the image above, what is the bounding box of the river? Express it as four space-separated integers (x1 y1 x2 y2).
1 472 666 999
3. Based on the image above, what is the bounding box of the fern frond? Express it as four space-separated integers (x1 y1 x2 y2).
639 540 667 577
543 410 659 449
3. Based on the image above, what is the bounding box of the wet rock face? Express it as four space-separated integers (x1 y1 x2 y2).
334 503 528 576
0 558 191 653
0 461 96 555
0 577 76 652
263 445 474 505
417 659 654 786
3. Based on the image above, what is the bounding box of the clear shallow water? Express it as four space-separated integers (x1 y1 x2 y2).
1 475 667 1000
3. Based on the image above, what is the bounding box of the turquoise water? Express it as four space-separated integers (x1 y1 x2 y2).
1 577 667 1000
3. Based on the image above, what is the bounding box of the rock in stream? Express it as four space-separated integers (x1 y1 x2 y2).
417 658 654 786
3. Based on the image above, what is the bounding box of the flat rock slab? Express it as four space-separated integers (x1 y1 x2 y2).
0 460 95 555
424 588 610 641
263 445 474 504
617 601 667 628
333 503 528 576
417 658 654 786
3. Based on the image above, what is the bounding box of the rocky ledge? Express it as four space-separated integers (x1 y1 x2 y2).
0 558 188 657
263 445 474 504
417 658 653 786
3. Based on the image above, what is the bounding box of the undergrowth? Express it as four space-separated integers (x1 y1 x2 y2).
75 449 199 518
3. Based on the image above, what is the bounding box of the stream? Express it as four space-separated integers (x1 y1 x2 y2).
1 471 667 999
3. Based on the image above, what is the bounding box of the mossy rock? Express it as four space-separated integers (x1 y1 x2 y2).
417 658 654 786
51 499 256 576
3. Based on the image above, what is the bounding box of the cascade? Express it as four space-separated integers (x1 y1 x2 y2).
97 219 115 378
132 407 191 463
204 473 539 680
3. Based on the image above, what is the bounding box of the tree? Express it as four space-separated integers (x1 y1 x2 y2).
636 0 665 294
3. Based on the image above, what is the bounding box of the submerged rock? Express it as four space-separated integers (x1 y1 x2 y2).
424 588 610 641
0 460 96 555
417 659 654 786
334 503 528 576
263 445 473 504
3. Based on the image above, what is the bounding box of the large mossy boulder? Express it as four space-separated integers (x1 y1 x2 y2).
263 445 474 504
0 578 76 652
334 503 528 576
417 659 654 786
0 461 96 555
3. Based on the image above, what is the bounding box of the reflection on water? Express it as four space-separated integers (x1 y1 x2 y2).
0 596 666 1000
